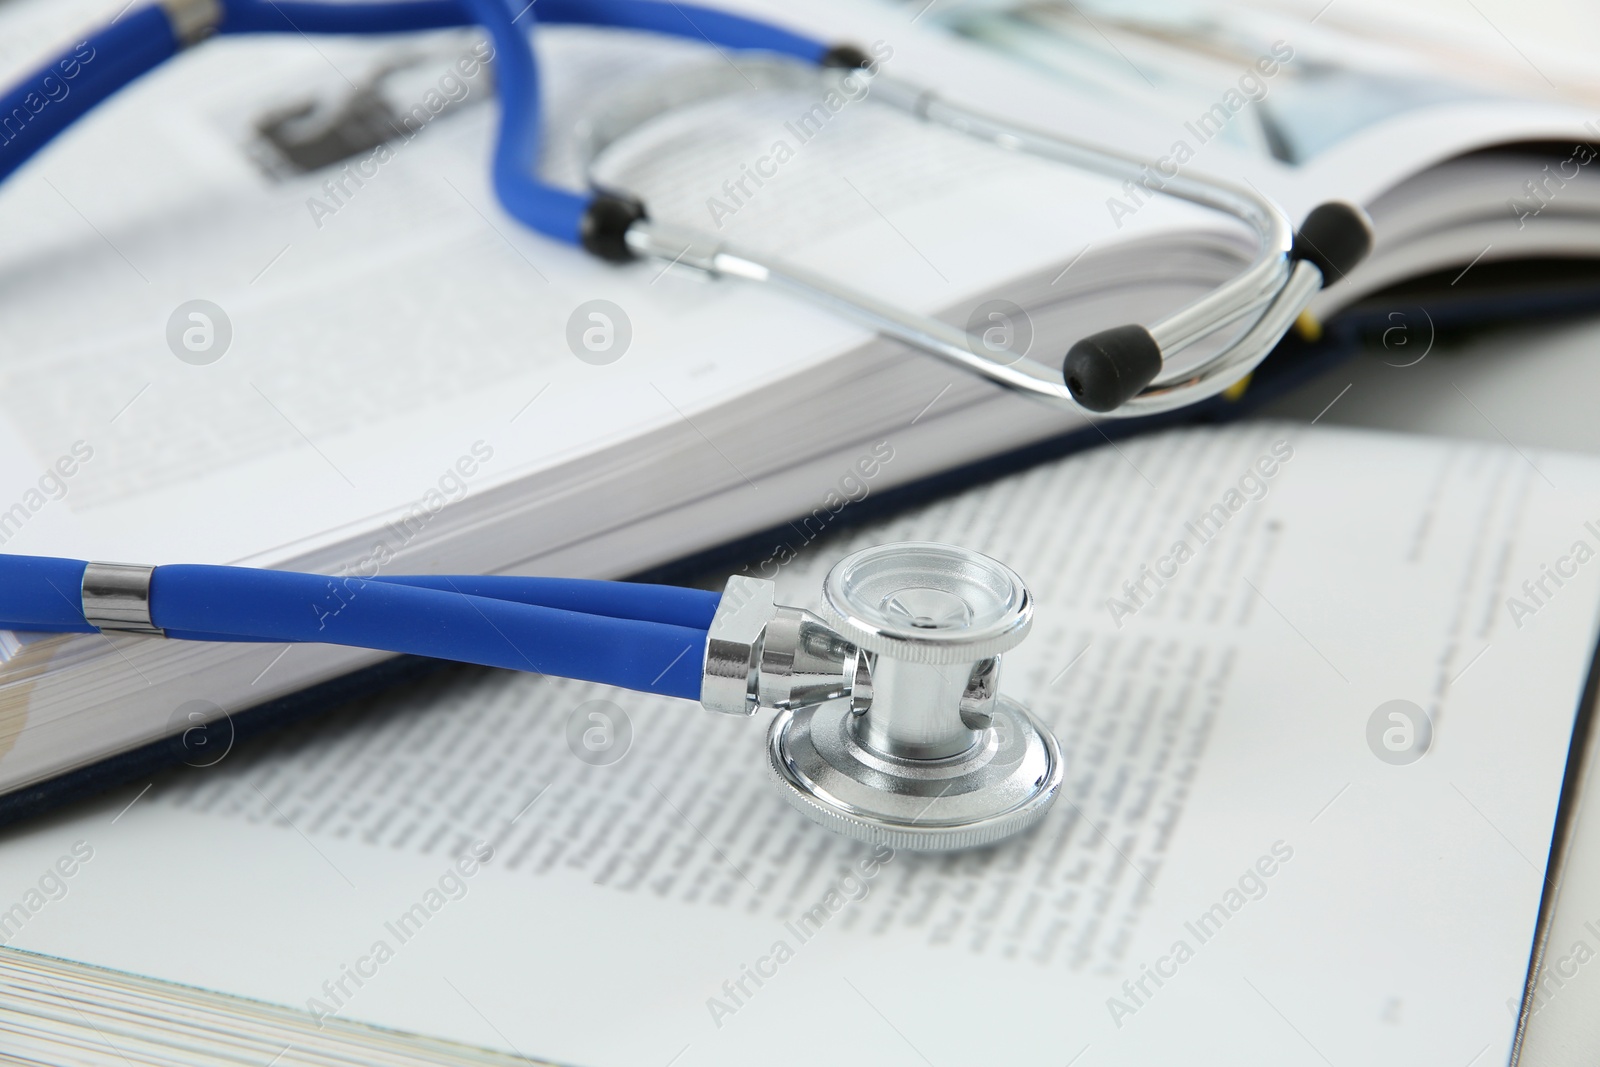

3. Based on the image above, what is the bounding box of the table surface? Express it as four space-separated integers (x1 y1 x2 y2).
1255 312 1600 1067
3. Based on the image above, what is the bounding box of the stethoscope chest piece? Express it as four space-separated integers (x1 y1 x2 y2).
768 692 1062 852
718 543 1063 851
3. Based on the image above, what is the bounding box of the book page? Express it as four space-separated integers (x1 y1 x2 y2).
842 0 1599 213
1 420 1595 1066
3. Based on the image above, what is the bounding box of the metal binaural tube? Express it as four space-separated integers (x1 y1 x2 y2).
610 60 1322 420
899 82 1296 358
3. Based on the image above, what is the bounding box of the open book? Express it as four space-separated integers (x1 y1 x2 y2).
3 0 1600 807
2 418 1598 1065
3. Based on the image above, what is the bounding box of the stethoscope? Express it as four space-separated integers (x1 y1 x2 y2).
0 0 1375 849
4 544 1054 851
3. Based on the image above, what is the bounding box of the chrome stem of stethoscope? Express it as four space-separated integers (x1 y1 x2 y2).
602 65 1371 418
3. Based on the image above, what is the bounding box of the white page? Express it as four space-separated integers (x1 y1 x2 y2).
844 0 1600 215
1 420 1594 1066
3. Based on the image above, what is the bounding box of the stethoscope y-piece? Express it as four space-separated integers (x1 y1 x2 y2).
1 0 1372 416
3 542 1059 850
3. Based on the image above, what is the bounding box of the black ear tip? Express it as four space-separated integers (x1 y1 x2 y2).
820 44 872 69
581 193 647 262
1063 324 1163 413
1292 201 1373 284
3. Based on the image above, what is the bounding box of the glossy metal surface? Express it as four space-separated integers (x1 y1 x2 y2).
701 575 858 716
81 562 163 636
769 695 1062 851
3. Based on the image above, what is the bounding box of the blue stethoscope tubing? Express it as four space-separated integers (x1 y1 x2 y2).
0 555 718 699
0 0 837 246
